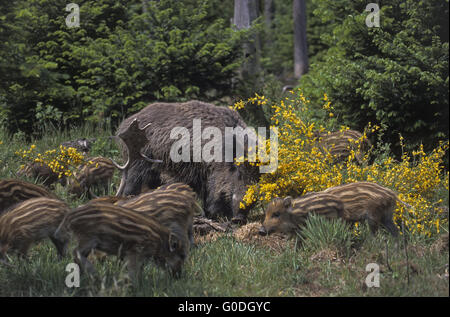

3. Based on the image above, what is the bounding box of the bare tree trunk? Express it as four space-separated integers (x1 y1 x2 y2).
234 0 261 79
233 0 267 126
293 0 308 79
234 0 259 30
264 0 275 30
264 0 275 47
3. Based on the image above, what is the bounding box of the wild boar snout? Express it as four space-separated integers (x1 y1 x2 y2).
258 226 268 236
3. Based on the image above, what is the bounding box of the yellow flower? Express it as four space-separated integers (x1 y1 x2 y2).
238 89 448 237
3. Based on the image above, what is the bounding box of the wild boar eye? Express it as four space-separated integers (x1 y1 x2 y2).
272 212 280 218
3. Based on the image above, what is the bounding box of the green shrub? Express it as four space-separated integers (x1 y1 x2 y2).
0 0 244 133
299 0 449 155
299 214 353 255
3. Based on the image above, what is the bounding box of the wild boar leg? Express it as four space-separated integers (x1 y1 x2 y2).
74 238 97 274
125 252 144 283
367 217 380 235
0 257 13 267
123 167 142 196
105 179 111 195
188 227 195 248
49 236 69 259
17 242 32 259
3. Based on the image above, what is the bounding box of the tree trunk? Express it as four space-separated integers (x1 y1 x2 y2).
264 0 275 47
233 0 261 78
264 0 275 30
293 0 308 79
233 0 268 127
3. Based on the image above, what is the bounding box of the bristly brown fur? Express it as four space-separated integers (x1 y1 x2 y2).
0 179 58 215
0 197 70 259
314 129 371 164
118 182 201 247
69 157 116 197
261 193 344 235
324 181 401 236
115 100 260 221
58 201 188 278
17 163 66 187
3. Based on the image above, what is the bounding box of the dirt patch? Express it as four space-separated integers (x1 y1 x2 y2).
193 221 295 252
193 216 231 236
233 222 294 252
296 282 328 297
309 248 340 263
194 231 225 244
192 216 232 244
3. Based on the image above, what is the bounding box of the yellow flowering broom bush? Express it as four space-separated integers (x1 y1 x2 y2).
235 90 449 237
15 144 86 179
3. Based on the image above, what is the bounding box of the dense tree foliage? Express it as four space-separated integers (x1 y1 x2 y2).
0 0 242 133
299 0 449 152
0 0 448 156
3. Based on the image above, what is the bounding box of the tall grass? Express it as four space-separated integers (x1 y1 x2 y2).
299 214 353 256
0 123 448 297
0 232 447 296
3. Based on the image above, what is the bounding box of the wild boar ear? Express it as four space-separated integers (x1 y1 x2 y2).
169 233 180 252
283 197 292 209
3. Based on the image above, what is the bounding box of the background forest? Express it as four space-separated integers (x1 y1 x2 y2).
0 0 448 156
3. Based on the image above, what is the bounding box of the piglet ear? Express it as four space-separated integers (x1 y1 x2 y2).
283 196 293 208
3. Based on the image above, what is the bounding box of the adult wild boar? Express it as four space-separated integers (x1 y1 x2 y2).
114 101 260 222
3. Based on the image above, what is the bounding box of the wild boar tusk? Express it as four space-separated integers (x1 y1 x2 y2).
110 159 129 171
115 169 127 197
110 136 130 170
140 151 163 163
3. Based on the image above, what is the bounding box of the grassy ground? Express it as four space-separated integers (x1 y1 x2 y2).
0 225 448 296
0 125 448 297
